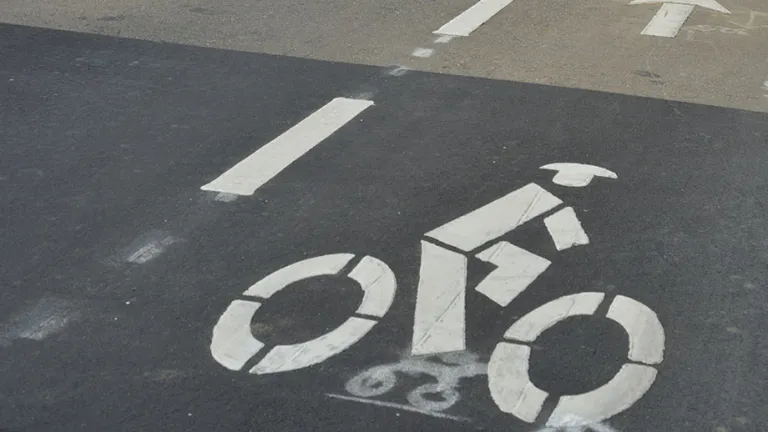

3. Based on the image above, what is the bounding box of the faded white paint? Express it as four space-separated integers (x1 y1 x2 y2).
412 241 468 355
487 343 548 422
201 98 373 195
214 192 238 202
503 293 605 342
548 364 657 427
475 241 551 306
411 48 435 58
607 296 665 365
387 66 410 76
243 253 353 298
631 0 730 38
434 35 455 43
345 351 486 412
120 230 178 264
544 207 590 251
326 394 472 421
210 300 265 370
540 163 618 188
251 317 377 374
0 297 78 347
435 0 515 37
426 183 562 251
537 415 619 432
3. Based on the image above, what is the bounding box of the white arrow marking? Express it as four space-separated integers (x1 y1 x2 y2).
630 0 730 38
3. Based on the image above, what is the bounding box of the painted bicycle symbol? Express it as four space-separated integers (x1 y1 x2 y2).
210 162 665 428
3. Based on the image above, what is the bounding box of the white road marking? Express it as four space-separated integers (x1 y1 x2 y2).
326 394 472 422
491 293 662 424
487 343 548 422
242 253 353 298
348 255 398 318
475 241 551 306
212 254 397 373
210 300 265 371
127 236 178 263
435 0 515 37
344 352 486 411
434 35 455 43
607 296 665 365
411 48 435 58
119 230 179 264
214 192 238 202
0 297 78 347
503 293 605 342
251 317 377 374
547 364 658 427
630 0 730 38
201 98 373 195
540 163 618 188
631 0 729 13
387 66 410 76
411 241 468 355
426 183 562 252
537 415 619 432
544 207 590 251
641 3 696 37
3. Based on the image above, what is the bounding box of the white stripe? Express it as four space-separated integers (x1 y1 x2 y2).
201 98 373 195
411 241 467 356
640 3 695 37
426 183 562 252
434 0 515 37
544 207 590 251
326 394 472 421
475 241 551 307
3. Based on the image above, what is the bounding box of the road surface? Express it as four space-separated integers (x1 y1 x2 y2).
0 1 767 431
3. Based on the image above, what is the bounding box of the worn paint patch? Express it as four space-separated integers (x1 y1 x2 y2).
342 351 486 416
116 230 180 264
0 297 78 347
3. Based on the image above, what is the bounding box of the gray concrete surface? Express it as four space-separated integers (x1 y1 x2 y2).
1 0 767 111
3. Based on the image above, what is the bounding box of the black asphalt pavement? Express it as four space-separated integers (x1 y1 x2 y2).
1 24 767 432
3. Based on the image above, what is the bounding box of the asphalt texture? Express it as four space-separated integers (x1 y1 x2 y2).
1 23 768 432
